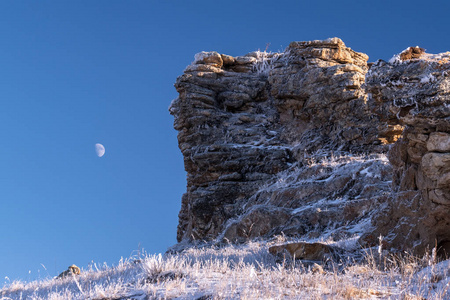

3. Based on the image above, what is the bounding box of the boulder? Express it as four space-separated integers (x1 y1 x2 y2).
269 242 336 261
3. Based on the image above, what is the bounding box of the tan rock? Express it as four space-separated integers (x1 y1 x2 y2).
421 152 450 180
184 64 224 74
364 46 450 255
427 132 450 152
437 173 450 188
399 46 426 61
428 189 450 205
287 38 368 66
171 37 389 243
171 37 450 257
234 56 257 65
221 54 235 65
194 51 223 68
57 264 81 279
269 242 333 261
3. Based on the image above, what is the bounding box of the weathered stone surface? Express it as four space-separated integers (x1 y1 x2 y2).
194 51 223 68
399 46 426 61
269 39 380 153
219 154 392 243
268 242 337 261
421 152 450 180
170 38 450 256
221 206 292 243
364 48 450 254
427 132 450 152
170 38 392 245
56 265 81 279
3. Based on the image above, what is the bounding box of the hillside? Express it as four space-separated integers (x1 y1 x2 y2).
2 37 449 299
1 240 450 299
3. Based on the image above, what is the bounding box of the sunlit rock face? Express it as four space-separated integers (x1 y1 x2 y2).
363 49 450 255
170 38 449 255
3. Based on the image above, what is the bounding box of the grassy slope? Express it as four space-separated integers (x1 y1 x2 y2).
1 239 449 300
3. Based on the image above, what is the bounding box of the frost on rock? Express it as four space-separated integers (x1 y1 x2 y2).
172 37 450 258
388 46 426 63
171 37 392 248
193 51 223 67
251 50 282 75
365 44 450 255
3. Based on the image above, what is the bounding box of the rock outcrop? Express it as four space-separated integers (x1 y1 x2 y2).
364 49 450 255
170 39 449 255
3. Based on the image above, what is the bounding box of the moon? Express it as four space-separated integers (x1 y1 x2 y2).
95 143 105 157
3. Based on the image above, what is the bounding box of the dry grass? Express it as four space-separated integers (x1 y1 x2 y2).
1 240 449 299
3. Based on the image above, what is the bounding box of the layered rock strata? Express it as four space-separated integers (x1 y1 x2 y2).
170 39 449 255
170 38 394 245
364 49 450 255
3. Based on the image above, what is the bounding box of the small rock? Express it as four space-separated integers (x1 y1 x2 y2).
221 54 235 66
235 56 257 65
399 46 425 61
269 242 335 261
56 264 80 279
194 51 223 68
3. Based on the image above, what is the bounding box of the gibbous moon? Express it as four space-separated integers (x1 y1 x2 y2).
95 143 105 157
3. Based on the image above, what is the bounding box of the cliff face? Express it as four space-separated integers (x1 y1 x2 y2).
170 38 450 254
364 50 450 254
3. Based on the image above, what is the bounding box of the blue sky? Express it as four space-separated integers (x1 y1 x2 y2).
0 0 449 282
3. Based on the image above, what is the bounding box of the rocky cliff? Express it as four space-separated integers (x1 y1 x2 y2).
364 48 450 255
170 38 450 255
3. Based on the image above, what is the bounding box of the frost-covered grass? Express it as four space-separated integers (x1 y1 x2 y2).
252 50 283 75
2 240 450 299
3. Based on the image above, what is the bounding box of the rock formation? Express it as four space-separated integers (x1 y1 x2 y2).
364 49 450 255
170 38 449 255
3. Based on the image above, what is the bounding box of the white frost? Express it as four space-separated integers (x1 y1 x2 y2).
420 73 435 83
193 51 210 64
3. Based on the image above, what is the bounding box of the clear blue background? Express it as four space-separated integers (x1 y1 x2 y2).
0 0 449 282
